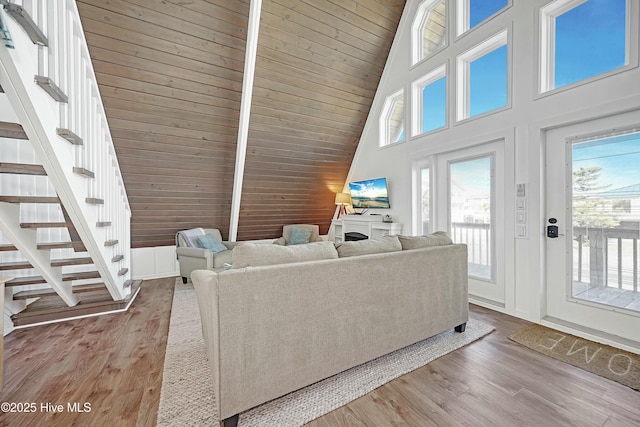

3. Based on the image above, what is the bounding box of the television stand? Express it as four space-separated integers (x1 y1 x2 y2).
332 215 401 243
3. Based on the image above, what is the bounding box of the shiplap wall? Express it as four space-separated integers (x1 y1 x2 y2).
76 0 247 248
76 0 405 246
239 0 405 240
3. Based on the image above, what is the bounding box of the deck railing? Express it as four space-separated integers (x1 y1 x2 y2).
0 0 131 299
573 226 639 292
451 222 491 266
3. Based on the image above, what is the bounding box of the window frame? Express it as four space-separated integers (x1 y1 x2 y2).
456 0 512 37
379 89 406 148
412 64 448 137
411 0 448 66
538 0 636 95
456 28 510 122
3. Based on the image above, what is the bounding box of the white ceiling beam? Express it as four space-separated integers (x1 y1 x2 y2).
228 0 262 242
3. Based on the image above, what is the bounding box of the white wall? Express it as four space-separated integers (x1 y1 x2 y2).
131 246 179 280
347 0 640 346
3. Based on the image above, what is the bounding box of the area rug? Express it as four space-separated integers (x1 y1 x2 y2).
509 324 640 391
157 279 495 426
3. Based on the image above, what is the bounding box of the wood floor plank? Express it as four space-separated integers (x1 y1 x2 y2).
1 280 638 426
0 278 174 426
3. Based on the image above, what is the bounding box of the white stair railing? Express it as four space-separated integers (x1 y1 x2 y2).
0 0 131 300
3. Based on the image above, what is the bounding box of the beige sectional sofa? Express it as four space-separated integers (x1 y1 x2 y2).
191 234 468 427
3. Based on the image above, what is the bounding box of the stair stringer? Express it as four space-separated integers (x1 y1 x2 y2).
0 11 128 301
0 202 77 306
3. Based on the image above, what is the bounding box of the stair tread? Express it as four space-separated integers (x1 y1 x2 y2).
13 288 59 300
0 162 46 175
104 239 118 247
3 3 48 46
20 222 70 229
37 241 86 251
0 196 60 203
0 261 32 270
0 244 17 251
35 76 68 103
56 128 83 145
72 283 107 293
112 255 124 262
0 121 28 140
72 167 94 178
6 271 101 286
6 276 46 286
117 268 128 276
50 257 93 267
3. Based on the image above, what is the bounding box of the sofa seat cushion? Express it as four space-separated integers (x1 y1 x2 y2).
335 235 402 258
232 241 338 268
397 232 453 250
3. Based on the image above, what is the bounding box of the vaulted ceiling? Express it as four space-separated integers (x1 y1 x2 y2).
76 0 405 247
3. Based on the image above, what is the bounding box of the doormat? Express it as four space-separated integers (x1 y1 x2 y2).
509 324 639 391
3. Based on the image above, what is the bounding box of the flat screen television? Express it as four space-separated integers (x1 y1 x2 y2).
349 177 390 209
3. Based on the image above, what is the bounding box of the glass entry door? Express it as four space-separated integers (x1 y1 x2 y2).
545 111 640 343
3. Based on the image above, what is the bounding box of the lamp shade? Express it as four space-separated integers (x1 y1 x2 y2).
335 192 352 205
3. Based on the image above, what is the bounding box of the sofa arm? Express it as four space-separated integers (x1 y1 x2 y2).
177 247 213 279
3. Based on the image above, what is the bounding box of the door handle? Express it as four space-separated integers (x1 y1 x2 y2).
547 217 558 238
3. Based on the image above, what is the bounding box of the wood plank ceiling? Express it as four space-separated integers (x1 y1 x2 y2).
76 0 405 247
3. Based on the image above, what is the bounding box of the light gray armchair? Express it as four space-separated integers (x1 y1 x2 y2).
176 228 237 283
274 224 324 245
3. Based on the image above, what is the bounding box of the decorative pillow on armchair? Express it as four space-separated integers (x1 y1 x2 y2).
197 234 228 253
289 227 312 245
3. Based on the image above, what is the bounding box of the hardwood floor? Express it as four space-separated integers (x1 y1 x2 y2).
0 278 174 427
1 277 638 426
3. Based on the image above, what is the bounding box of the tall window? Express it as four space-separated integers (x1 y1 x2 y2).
421 167 431 234
457 30 509 121
412 0 447 65
412 65 447 136
450 155 493 280
457 0 510 35
380 90 405 147
540 0 628 92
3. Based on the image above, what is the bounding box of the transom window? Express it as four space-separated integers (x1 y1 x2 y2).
540 0 628 93
380 90 405 147
412 0 447 65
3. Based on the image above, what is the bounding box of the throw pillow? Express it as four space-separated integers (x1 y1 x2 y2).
197 234 228 253
397 231 453 250
232 241 338 268
289 227 312 245
335 235 402 258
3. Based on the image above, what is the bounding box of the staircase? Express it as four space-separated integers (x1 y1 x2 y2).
0 1 136 328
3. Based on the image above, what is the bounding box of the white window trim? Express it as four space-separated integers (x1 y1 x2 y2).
456 29 508 121
456 0 512 37
411 0 447 66
412 64 447 137
379 89 405 148
539 0 636 94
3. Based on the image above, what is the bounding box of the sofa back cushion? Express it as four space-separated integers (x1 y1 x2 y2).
335 235 402 258
397 232 453 250
233 241 338 268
